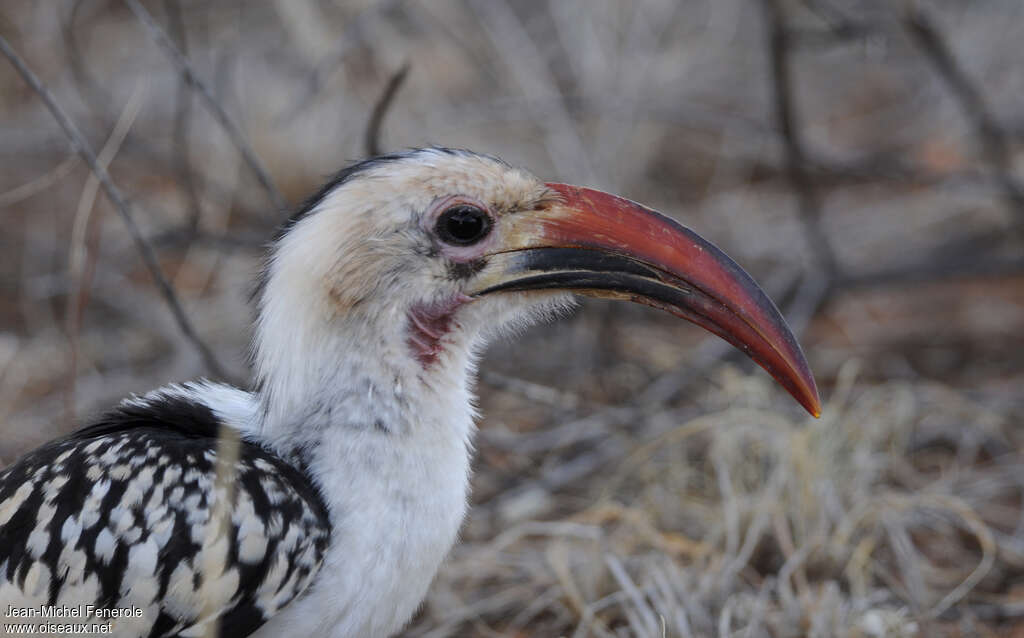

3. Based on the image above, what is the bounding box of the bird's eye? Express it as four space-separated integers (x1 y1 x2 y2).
435 205 493 246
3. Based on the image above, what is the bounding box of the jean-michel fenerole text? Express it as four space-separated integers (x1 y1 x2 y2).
5 604 144 619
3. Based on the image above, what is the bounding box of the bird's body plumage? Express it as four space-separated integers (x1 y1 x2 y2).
0 384 329 637
0 148 820 637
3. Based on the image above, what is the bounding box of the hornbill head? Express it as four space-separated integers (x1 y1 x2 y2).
258 148 820 417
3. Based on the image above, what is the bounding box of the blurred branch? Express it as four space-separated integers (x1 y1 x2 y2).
150 228 268 252
0 34 230 380
839 255 1024 290
282 0 406 118
65 81 147 426
788 24 870 48
0 155 78 208
904 8 1024 224
791 0 874 48
805 153 979 187
61 0 113 114
364 62 410 157
481 370 584 412
761 0 842 280
163 0 205 234
122 0 288 214
469 0 599 184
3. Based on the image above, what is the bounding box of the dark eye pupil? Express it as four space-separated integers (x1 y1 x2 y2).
437 205 491 245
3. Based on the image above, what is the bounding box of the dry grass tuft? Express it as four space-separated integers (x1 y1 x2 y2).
412 363 1022 637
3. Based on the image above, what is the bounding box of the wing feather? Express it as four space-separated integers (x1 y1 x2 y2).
0 396 330 638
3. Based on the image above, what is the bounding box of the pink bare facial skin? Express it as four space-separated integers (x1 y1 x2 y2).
407 293 473 367
406 195 498 367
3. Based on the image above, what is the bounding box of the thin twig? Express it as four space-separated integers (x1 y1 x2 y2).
790 0 873 48
150 228 267 252
838 255 1024 290
0 34 230 380
122 0 288 214
761 0 842 280
0 155 78 208
365 63 410 156
481 369 583 411
469 0 599 184
281 0 406 118
163 0 205 234
61 0 113 115
904 8 1024 224
199 424 242 638
65 81 148 427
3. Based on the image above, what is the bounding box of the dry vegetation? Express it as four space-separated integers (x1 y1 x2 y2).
1 1 1023 636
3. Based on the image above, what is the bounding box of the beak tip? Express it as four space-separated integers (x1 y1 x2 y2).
801 384 822 418
782 355 821 418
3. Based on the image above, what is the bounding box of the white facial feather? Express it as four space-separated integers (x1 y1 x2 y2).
252 149 566 441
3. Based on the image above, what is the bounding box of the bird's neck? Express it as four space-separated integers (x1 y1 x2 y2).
241 299 479 638
251 298 480 455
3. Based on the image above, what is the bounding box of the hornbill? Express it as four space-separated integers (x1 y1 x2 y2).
0 148 819 637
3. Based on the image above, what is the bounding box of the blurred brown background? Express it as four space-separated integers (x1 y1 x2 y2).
1 1 1023 636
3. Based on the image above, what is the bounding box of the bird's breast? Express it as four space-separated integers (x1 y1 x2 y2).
254 412 474 638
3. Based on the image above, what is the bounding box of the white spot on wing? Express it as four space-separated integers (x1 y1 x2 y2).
95 527 117 563
0 482 34 526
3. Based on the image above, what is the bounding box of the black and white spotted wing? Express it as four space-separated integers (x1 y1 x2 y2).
0 395 331 637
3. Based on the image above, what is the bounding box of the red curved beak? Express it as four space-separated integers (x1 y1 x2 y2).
471 183 821 417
